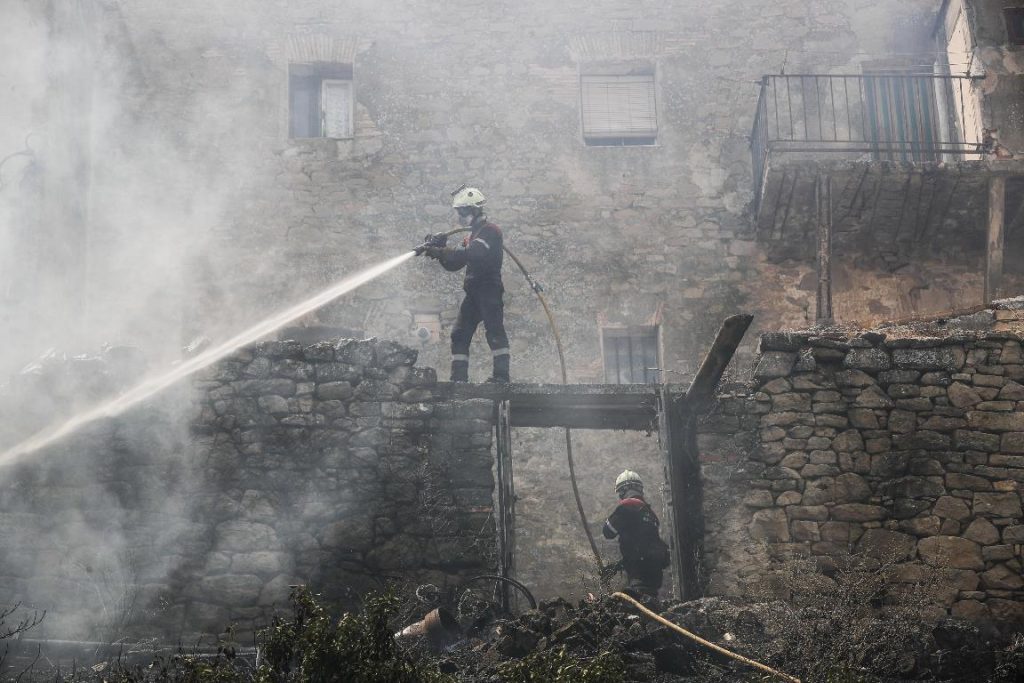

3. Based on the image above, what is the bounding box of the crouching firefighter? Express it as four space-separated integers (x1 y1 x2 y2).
602 470 671 599
417 185 510 383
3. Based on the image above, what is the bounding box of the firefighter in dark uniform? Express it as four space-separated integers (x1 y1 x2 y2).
602 470 670 599
420 185 510 383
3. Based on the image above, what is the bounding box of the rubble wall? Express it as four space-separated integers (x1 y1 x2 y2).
0 338 496 641
699 303 1024 628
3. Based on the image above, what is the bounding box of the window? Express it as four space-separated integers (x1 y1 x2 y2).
289 63 353 139
581 72 657 146
862 67 940 162
1006 9 1024 45
602 326 660 384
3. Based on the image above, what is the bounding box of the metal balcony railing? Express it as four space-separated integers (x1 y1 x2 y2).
751 73 986 213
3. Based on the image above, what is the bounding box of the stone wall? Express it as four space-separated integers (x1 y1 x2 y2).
0 338 496 641
699 300 1024 628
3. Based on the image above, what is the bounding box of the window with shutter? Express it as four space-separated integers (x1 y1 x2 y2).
581 74 657 146
321 79 353 138
601 326 661 384
288 63 354 139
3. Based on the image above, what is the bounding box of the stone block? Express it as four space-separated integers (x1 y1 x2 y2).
802 479 834 505
973 492 1023 518
1002 525 1024 543
754 352 796 380
933 496 972 521
788 505 829 521
335 339 376 366
832 504 887 522
893 430 950 451
231 551 288 576
973 374 1006 388
844 348 891 370
835 369 876 387
316 382 354 400
857 528 917 561
791 520 821 542
776 490 802 506
773 393 811 411
917 536 984 570
234 379 297 397
953 430 1000 452
761 378 792 394
945 473 993 491
900 515 941 537
963 517 1001 545
853 385 895 408
1001 433 1024 453
984 545 1016 561
990 454 1024 468
832 429 864 452
881 476 944 499
871 452 910 478
802 464 840 477
820 521 862 543
779 453 808 469
892 347 965 371
981 564 1024 590
816 414 849 428
888 410 917 434
760 332 807 352
998 380 1024 400
749 508 790 542
848 408 880 429
374 340 418 368
966 411 1024 432
833 473 871 503
920 416 966 432
948 382 983 408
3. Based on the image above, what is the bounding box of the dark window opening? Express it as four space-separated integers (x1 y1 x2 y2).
602 326 660 384
1006 9 1024 45
289 63 354 139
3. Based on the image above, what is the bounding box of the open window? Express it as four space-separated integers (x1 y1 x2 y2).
289 63 354 139
580 64 657 146
1007 8 1024 45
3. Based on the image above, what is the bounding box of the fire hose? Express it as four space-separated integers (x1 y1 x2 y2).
613 592 801 683
418 229 605 576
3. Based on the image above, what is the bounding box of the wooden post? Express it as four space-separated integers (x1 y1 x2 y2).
816 173 834 323
985 176 1006 304
662 315 753 600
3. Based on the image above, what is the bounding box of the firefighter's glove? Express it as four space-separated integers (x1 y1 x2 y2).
426 233 448 248
423 246 445 260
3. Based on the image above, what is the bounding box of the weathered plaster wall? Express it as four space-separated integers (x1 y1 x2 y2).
964 0 1024 154
0 338 496 641
699 300 1024 629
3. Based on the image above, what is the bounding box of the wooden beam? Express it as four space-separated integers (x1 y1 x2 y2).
664 314 753 599
986 176 1006 304
683 314 755 408
816 173 834 323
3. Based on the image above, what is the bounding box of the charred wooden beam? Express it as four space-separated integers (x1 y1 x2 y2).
816 174 834 323
986 176 1006 304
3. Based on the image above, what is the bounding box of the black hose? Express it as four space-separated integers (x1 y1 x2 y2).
431 228 605 575
459 574 537 610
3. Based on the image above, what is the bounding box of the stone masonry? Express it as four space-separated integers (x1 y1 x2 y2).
699 299 1024 629
0 338 496 641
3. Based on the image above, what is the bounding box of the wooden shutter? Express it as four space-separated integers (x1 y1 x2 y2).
581 74 657 140
321 79 353 138
289 71 320 138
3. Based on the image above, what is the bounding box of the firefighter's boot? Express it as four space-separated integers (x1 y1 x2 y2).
450 359 469 383
487 353 510 384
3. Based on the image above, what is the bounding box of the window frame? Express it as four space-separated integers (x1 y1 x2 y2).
579 63 658 147
1006 8 1024 45
288 62 354 140
600 325 662 384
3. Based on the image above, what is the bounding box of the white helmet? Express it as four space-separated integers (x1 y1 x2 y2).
451 185 486 209
615 470 644 496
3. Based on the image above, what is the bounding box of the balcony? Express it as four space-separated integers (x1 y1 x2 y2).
748 73 1024 322
751 73 988 216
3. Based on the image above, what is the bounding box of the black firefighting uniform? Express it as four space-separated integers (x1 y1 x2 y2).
439 217 509 381
602 496 670 596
